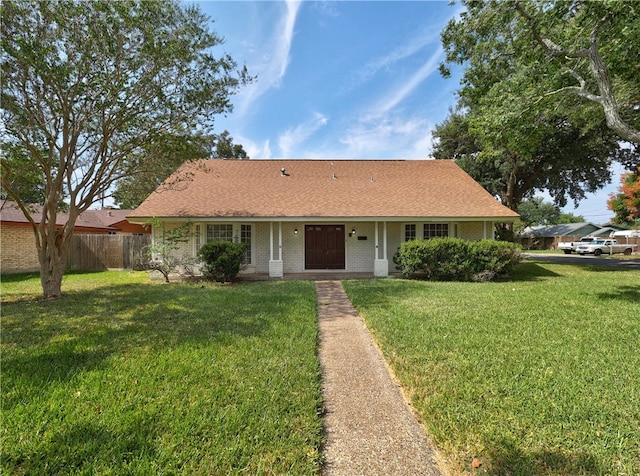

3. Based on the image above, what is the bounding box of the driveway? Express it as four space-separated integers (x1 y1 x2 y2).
524 253 640 270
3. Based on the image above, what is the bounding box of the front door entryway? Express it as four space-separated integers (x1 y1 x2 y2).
305 225 346 270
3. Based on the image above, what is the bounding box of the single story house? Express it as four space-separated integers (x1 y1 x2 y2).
128 159 518 278
1 200 149 273
520 222 617 250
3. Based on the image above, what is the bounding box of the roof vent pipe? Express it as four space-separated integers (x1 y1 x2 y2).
281 168 289 176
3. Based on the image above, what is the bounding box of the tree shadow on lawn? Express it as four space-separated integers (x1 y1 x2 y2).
2 282 280 408
507 261 561 281
596 285 640 304
6 417 159 474
484 435 601 475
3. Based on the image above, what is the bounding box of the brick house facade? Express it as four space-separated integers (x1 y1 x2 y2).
129 160 519 278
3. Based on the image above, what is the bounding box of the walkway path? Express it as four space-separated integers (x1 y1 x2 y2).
316 280 443 476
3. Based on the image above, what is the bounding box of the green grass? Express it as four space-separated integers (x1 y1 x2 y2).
1 272 323 475
342 261 640 475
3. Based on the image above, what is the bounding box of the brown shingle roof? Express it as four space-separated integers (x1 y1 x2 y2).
128 159 519 220
0 201 137 231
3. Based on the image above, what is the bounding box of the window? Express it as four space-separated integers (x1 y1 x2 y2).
424 223 449 239
240 224 252 265
204 224 252 265
207 224 233 242
404 224 416 241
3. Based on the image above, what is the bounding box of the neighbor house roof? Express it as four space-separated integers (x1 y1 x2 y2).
129 159 519 221
521 222 603 238
0 200 143 232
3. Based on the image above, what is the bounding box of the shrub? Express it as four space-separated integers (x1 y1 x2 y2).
198 241 247 282
146 220 196 283
393 238 522 281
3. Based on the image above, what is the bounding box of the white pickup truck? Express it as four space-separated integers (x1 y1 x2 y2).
575 239 637 256
557 236 597 254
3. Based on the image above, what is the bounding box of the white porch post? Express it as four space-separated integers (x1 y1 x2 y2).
374 221 379 259
269 221 284 277
374 220 389 277
269 222 274 260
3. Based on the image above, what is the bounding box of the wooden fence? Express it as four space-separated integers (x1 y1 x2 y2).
67 234 151 271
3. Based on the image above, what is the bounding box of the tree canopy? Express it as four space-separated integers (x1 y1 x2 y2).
434 0 640 232
440 0 640 145
516 197 584 230
112 130 249 209
112 131 214 209
607 168 640 226
432 110 634 211
1 0 251 298
212 131 249 160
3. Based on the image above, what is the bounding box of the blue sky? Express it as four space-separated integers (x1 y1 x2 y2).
197 0 620 224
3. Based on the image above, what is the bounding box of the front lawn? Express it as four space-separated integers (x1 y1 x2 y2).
343 261 640 475
1 272 323 475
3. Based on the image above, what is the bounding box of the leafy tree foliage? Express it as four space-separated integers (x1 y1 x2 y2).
440 0 640 145
516 197 584 230
1 144 49 206
112 132 214 209
607 168 640 226
112 130 248 209
1 0 250 298
432 110 633 212
146 220 196 283
557 212 587 225
212 130 249 159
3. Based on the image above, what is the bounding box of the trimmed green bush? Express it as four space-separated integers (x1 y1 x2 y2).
393 238 521 281
198 241 247 282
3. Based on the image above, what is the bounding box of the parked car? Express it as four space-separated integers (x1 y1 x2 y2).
575 239 637 256
557 236 597 254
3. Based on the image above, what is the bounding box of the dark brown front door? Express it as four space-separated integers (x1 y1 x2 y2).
305 225 345 270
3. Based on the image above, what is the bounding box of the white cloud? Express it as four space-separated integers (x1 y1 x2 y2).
337 115 433 159
367 47 444 119
235 1 302 116
346 25 441 92
278 112 329 158
237 135 273 160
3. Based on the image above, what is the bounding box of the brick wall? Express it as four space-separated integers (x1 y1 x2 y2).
459 221 489 240
1 225 40 273
148 219 506 276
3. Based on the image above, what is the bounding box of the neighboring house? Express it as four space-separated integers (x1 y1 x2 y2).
610 229 640 239
80 208 151 235
128 159 519 278
520 222 610 249
0 201 149 273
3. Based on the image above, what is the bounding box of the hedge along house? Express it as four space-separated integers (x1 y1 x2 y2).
127 159 519 278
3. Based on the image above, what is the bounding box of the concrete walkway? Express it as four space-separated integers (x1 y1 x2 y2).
316 280 443 476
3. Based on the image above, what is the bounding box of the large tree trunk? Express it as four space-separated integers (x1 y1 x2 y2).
34 205 76 299
36 227 69 299
40 255 66 300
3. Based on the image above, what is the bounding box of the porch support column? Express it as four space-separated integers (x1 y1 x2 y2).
374 220 389 277
269 221 284 278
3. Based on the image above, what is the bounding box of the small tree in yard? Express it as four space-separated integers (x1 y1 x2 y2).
198 241 246 283
1 0 250 299
146 221 195 283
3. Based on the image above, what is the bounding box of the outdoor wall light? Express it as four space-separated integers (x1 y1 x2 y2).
349 228 356 237
294 228 298 234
